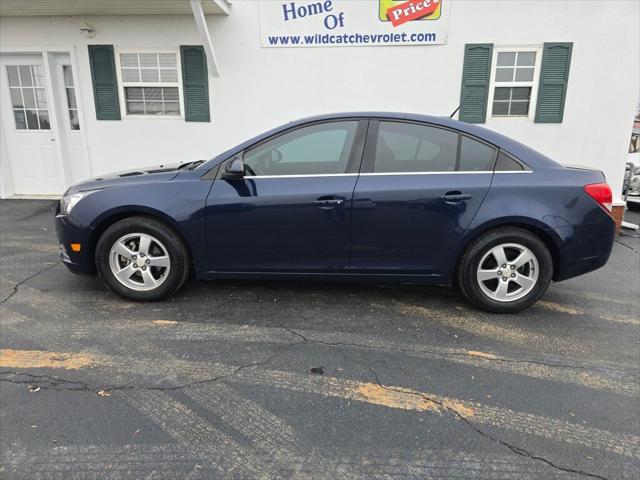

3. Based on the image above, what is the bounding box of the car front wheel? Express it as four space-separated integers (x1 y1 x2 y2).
457 227 553 313
95 216 191 301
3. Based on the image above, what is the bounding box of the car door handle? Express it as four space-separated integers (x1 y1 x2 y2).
313 198 344 209
440 192 472 203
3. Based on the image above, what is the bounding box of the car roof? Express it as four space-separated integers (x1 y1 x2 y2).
200 112 560 170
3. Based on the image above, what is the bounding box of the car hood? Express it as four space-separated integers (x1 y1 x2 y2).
64 163 185 194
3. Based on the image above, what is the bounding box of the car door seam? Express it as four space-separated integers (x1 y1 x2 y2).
348 119 371 269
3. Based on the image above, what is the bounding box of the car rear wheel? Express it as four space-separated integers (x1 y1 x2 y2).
457 227 553 313
96 216 190 301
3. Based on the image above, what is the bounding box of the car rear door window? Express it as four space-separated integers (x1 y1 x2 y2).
243 121 358 176
373 121 458 173
459 136 496 171
495 151 526 171
372 122 499 173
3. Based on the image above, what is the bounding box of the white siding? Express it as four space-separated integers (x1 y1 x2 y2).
0 0 638 198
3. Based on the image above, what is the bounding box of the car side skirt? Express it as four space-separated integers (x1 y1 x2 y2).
196 270 448 285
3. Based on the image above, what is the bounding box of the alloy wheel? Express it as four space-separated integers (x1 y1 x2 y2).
108 233 171 291
476 242 539 302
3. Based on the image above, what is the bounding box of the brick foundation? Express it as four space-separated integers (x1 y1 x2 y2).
612 205 624 235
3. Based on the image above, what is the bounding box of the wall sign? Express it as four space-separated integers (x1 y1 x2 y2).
259 0 449 47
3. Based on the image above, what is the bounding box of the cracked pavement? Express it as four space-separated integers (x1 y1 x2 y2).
1 200 639 479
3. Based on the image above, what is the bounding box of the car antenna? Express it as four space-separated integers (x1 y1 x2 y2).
450 92 472 118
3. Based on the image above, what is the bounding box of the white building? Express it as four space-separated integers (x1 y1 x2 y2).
1 0 638 200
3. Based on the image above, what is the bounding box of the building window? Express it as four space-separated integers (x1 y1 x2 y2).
489 49 541 118
117 51 182 117
62 65 79 130
6 65 50 130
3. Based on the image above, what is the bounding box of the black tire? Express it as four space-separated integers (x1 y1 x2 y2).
457 227 553 313
95 216 191 301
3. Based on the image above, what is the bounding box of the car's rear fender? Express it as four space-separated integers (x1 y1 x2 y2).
452 217 564 283
452 168 615 283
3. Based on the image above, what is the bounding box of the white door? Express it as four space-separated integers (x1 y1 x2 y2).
0 54 65 195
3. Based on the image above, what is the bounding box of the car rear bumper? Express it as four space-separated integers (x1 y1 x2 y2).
54 207 95 275
556 251 611 281
552 216 616 281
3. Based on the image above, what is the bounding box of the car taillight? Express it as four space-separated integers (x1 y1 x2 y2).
584 182 613 215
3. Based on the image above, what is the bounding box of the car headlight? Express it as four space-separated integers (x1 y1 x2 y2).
60 192 86 215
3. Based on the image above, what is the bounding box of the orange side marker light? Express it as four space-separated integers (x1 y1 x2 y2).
70 243 81 252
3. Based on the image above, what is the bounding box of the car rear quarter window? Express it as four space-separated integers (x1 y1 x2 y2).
459 136 496 171
243 121 358 176
374 121 458 173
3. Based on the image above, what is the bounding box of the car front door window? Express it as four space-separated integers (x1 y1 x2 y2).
243 121 358 176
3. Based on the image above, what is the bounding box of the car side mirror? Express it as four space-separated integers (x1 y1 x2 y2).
222 155 245 180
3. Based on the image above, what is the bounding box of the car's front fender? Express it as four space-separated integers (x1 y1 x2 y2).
66 172 214 274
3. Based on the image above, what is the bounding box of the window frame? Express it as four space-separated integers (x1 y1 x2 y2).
114 47 184 119
487 45 543 120
361 119 498 174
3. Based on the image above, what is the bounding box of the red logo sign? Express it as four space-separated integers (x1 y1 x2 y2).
386 0 440 27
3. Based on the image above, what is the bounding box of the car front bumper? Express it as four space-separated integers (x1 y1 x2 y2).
54 206 95 275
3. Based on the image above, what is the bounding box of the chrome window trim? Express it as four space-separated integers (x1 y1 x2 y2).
240 170 533 179
243 173 359 179
359 171 493 176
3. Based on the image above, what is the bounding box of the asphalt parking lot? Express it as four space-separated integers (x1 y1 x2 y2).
1 199 639 480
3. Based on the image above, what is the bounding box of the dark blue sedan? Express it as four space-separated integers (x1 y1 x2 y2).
54 113 615 313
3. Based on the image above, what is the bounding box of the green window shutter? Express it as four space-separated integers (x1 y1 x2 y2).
88 45 120 120
535 42 573 123
459 44 493 124
180 45 210 122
